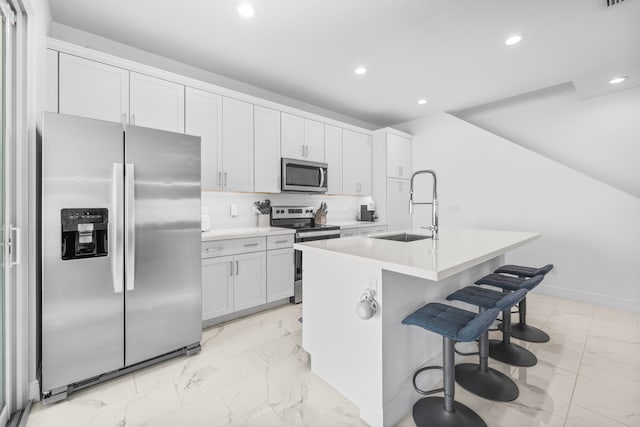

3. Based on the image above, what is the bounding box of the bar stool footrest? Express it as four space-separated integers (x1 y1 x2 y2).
413 397 488 427
455 363 519 402
413 366 445 396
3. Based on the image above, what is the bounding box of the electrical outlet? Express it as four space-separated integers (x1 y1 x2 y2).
230 204 239 217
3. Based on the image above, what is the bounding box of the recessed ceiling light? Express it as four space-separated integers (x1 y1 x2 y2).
237 3 255 18
608 76 628 85
417 99 428 105
354 67 367 76
505 34 523 46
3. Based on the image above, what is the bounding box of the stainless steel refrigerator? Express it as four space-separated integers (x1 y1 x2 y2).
41 112 202 402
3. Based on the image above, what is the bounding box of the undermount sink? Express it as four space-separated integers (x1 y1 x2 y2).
370 233 432 242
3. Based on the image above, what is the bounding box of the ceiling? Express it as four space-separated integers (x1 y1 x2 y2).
48 0 640 127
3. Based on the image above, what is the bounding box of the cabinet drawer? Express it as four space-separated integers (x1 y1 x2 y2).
267 234 294 249
202 236 267 258
340 228 357 238
357 226 388 237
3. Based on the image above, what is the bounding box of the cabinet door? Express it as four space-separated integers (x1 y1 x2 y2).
46 49 58 113
130 72 185 133
59 53 129 123
267 248 294 302
222 97 254 192
358 226 387 237
387 134 412 179
304 119 325 162
185 87 222 190
202 255 234 321
324 124 342 194
233 252 267 311
342 129 372 195
281 113 305 159
254 106 281 193
387 178 412 231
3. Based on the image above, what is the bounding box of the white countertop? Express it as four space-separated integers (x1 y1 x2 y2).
294 227 540 281
201 227 295 242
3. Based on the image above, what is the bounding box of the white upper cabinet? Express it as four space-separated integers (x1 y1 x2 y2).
254 106 281 193
222 97 254 192
281 113 305 159
45 49 58 113
342 129 372 195
130 72 185 133
387 178 412 231
185 87 222 191
387 134 412 179
304 119 325 162
59 53 129 123
324 124 342 194
281 113 324 162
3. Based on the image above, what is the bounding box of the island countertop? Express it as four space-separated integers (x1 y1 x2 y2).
294 227 540 281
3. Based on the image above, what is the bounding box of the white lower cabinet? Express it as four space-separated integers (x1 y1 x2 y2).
202 235 294 323
233 251 267 311
340 228 357 238
357 225 388 237
267 248 294 302
202 255 234 320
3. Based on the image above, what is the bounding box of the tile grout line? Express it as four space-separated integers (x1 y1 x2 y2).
563 307 593 427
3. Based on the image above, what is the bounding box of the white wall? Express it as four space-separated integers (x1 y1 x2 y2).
454 83 640 198
202 192 371 229
398 112 640 312
49 23 377 131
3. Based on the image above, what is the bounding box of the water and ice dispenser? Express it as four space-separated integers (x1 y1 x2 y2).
61 208 108 260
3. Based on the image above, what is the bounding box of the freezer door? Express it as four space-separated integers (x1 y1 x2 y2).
41 113 125 392
124 125 202 366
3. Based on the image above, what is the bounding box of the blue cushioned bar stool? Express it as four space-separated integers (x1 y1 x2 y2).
402 303 500 427
446 287 528 402
477 266 552 343
474 274 544 367
493 264 554 342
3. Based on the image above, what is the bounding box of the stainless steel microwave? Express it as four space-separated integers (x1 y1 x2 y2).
281 158 328 193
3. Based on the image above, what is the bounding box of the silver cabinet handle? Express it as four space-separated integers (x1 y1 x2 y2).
218 171 222 187
236 260 239 275
301 145 305 156
111 163 124 293
224 172 228 188
229 261 233 277
399 166 403 177
275 240 288 244
243 243 259 247
356 182 362 193
305 145 309 157
131 114 136 125
206 247 222 252
8 225 21 267
125 163 136 291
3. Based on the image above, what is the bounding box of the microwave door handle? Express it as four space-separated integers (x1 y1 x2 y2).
319 167 325 188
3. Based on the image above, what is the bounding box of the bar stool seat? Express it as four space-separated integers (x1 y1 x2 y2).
477 272 549 343
402 303 500 427
447 287 527 401
495 264 553 278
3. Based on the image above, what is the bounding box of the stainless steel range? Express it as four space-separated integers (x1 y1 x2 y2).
271 206 340 303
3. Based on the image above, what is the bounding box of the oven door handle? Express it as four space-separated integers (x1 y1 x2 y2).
319 167 325 189
297 230 341 239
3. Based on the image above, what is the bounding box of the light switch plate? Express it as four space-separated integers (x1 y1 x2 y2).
230 203 239 217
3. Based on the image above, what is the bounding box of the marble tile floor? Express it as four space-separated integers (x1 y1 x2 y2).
27 293 640 427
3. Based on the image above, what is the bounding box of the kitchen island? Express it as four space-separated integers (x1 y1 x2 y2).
294 227 539 427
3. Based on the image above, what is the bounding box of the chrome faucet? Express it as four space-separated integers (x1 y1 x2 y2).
409 170 439 240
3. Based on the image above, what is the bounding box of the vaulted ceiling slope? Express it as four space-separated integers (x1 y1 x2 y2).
455 84 640 198
49 0 640 127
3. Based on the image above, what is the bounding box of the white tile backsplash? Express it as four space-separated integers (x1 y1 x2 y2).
202 192 373 229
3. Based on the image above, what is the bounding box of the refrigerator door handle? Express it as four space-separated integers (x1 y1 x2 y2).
112 163 124 293
125 163 136 291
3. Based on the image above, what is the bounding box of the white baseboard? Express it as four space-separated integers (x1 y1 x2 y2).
535 284 640 313
28 379 40 402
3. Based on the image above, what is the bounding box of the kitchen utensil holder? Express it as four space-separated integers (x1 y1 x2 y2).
257 214 270 228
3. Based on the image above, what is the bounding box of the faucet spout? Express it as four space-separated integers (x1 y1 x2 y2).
409 170 439 240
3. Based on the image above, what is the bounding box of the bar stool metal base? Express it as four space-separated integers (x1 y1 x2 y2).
455 363 519 402
413 397 487 427
510 323 550 343
488 340 537 367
